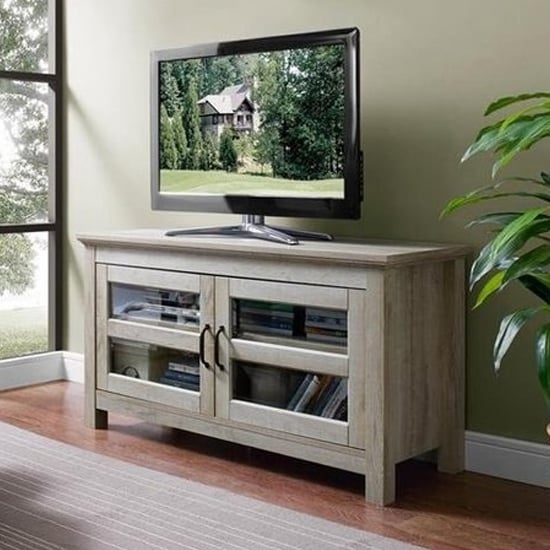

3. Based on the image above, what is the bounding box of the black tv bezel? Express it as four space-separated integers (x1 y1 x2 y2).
150 27 361 220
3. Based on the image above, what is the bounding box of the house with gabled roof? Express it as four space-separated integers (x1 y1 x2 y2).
198 83 256 138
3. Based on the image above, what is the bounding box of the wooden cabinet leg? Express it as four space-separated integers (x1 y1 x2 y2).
365 462 395 505
85 408 108 429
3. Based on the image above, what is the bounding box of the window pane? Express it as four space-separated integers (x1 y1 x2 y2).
0 0 50 73
0 78 50 224
0 231 48 359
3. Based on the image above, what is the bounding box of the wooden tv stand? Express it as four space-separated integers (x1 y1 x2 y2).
78 229 468 505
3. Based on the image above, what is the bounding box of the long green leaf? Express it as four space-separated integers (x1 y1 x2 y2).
474 271 506 308
535 324 550 404
485 92 550 115
442 191 550 217
502 245 550 284
492 116 550 177
465 212 523 228
462 114 550 162
470 208 550 287
494 307 542 372
500 101 550 132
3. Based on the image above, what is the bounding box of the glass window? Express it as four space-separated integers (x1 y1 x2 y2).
0 0 62 358
0 231 48 359
0 0 50 73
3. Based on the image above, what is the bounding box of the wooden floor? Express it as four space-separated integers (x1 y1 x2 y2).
0 381 549 550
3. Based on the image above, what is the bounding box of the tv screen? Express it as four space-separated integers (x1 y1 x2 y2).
150 28 361 241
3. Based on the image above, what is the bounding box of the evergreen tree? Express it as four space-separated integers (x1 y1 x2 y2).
160 104 178 169
219 128 237 172
159 62 181 117
172 108 188 169
181 76 203 169
200 133 218 170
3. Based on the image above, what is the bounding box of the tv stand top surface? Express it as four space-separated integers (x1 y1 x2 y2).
77 228 470 268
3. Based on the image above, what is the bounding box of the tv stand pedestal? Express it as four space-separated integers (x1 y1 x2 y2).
165 214 333 245
78 230 468 505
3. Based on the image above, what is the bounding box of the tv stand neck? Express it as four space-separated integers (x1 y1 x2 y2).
165 215 333 245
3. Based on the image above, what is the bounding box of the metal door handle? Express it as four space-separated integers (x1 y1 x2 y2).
199 324 211 369
214 325 225 371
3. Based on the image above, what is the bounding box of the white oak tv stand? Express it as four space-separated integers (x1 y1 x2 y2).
78 230 468 505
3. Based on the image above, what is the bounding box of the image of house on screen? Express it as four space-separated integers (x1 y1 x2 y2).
198 84 257 138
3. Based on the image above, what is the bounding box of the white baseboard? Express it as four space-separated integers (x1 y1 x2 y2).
465 430 550 488
1 352 548 488
0 351 84 390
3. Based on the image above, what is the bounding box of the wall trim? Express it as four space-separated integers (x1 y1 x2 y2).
1 353 548 488
0 351 84 391
465 430 550 489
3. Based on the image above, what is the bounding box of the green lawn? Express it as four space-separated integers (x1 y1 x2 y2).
0 307 48 360
160 170 344 197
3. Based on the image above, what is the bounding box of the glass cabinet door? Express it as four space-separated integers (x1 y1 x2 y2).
96 265 215 415
215 278 364 447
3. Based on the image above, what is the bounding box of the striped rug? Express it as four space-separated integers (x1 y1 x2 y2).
0 421 425 550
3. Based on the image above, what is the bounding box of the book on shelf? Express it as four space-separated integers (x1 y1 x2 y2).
305 326 347 345
239 300 294 314
159 376 200 392
239 322 293 337
167 355 200 374
333 397 348 421
320 379 347 418
292 375 322 412
310 377 340 415
305 310 347 329
306 376 336 414
286 373 314 410
162 369 200 384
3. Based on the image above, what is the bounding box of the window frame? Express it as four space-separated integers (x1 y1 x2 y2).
0 0 63 351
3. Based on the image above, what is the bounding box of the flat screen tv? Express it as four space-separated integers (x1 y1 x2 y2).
150 27 361 245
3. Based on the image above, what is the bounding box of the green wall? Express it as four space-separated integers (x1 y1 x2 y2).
65 0 550 443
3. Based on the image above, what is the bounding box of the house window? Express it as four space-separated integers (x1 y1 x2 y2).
212 114 218 124
0 0 63 359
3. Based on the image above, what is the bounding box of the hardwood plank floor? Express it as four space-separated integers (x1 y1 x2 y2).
0 381 549 550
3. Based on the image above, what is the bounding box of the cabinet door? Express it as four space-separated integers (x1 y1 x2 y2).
96 264 215 416
214 278 365 448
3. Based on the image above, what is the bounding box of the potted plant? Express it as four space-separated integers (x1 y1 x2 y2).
442 92 550 422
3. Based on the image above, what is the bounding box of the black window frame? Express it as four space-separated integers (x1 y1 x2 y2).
0 0 63 352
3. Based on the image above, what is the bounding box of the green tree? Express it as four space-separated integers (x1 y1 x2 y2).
181 76 203 169
159 62 181 117
0 0 50 296
200 133 218 170
219 128 237 172
253 45 345 180
159 104 178 169
172 108 188 168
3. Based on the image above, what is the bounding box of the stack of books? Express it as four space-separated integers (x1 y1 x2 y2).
237 300 294 337
286 374 347 421
159 352 200 391
304 308 347 346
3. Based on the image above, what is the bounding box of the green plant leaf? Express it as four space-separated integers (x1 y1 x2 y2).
491 115 550 177
535 324 550 404
465 212 523 228
542 172 550 185
474 271 506 308
469 208 550 287
493 307 542 373
500 101 550 132
502 245 550 285
485 92 550 115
